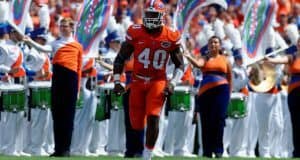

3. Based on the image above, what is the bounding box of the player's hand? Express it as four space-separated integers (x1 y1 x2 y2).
113 83 125 96
164 82 175 96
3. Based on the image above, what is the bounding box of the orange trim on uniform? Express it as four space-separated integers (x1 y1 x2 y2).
181 65 194 85
266 86 279 94
198 55 229 95
288 81 300 93
83 58 94 71
37 57 52 81
10 52 25 77
198 80 228 95
82 58 97 77
240 87 249 96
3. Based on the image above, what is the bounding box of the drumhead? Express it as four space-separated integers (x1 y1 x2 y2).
0 84 25 91
28 81 52 88
97 83 124 90
174 86 190 92
98 83 114 90
231 92 245 99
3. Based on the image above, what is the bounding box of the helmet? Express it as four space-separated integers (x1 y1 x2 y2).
143 0 165 29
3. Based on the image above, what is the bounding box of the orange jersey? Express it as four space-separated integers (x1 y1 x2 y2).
126 24 181 81
82 58 97 77
288 57 300 93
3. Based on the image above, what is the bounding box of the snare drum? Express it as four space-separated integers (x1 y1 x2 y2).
28 81 51 109
95 83 122 121
98 83 123 110
76 90 84 109
0 84 26 112
227 92 247 119
169 86 191 111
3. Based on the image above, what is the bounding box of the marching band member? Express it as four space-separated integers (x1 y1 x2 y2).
0 24 29 156
184 36 232 158
71 57 97 156
264 37 300 158
103 31 125 156
0 23 8 154
226 49 249 157
275 24 299 158
278 66 293 158
90 30 125 156
25 27 52 156
89 62 109 156
223 19 249 157
24 17 83 157
164 36 196 158
248 27 282 158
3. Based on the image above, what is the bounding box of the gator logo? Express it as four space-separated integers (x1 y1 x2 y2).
161 41 171 48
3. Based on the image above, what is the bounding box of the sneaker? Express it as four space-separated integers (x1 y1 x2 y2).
174 151 197 158
143 149 153 160
153 149 164 157
31 149 49 156
90 148 108 156
108 151 124 157
19 151 31 157
5 151 20 156
83 151 98 157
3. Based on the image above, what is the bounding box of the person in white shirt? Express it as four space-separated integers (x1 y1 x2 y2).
25 28 52 156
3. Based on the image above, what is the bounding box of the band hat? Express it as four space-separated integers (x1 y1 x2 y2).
105 31 122 44
29 27 48 41
0 23 8 36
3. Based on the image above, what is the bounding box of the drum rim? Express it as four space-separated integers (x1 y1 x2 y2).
0 84 25 91
97 82 125 90
28 81 51 88
174 86 191 92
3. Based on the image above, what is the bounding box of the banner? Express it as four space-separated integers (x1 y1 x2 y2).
10 0 32 34
242 0 277 66
173 0 227 33
75 0 114 57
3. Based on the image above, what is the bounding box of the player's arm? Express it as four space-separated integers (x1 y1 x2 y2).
113 41 134 95
113 41 134 80
168 46 184 90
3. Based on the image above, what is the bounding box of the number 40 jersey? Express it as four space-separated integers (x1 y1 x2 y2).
126 24 181 81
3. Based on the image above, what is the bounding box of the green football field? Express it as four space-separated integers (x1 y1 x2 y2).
0 156 299 160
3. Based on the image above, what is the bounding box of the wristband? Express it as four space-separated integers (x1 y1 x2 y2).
170 68 184 86
113 74 121 81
